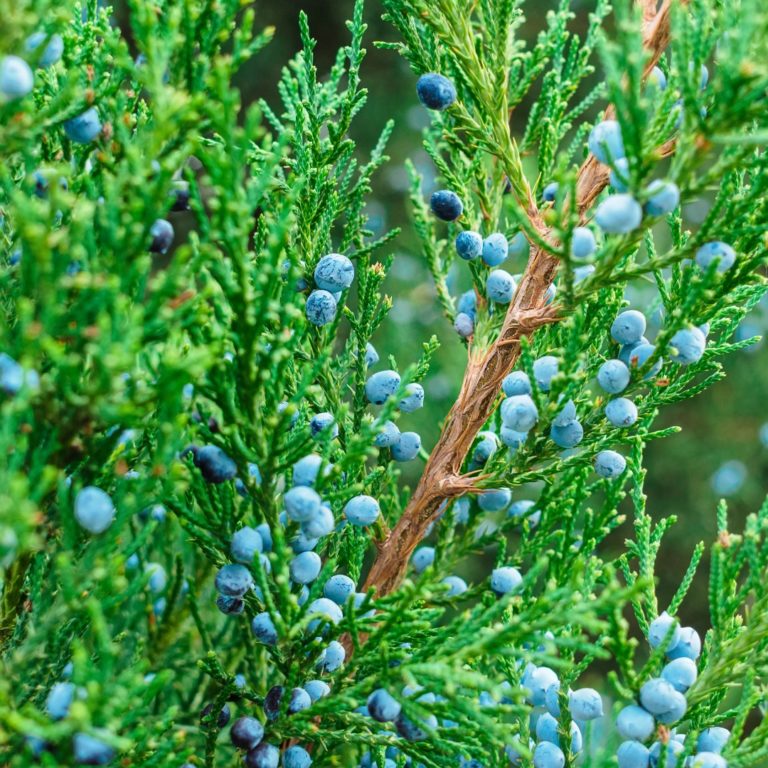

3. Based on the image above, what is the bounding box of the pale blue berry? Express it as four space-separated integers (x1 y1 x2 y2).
644 180 680 217
416 73 457 110
374 420 400 448
617 740 650 768
526 666 559 706
231 527 263 564
598 359 631 393
430 190 463 221
606 397 638 427
588 120 625 164
72 733 115 766
284 486 322 523
292 454 328 487
490 566 522 596
478 487 511 512
283 745 312 768
316 639 345 671
304 680 331 702
569 688 603 720
508 499 539 525
542 182 559 202
301 504 335 538
553 398 577 427
486 269 516 303
610 158 631 192
648 66 667 90
324 574 355 604
690 754 727 768
25 33 64 68
442 575 467 596
509 231 529 257
649 612 681 650
63 107 102 143
145 562 167 593
74 486 115 534
502 371 531 396
216 564 254 597
572 227 596 259
365 370 401 404
550 420 583 448
617 705 655 741
456 231 483 261
305 289 337 326
639 678 680 715
472 431 499 465
669 327 706 365
391 431 421 461
533 741 565 768
501 394 538 431
457 289 477 318
695 242 736 272
536 712 560 744
595 450 627 479
310 412 338 439
648 739 684 768
314 253 354 292
399 383 424 412
697 727 730 754
0 56 34 100
500 425 527 449
628 343 662 378
666 626 701 661
365 342 379 366
482 233 508 266
661 657 698 692
344 495 380 526
574 264 596 282
596 194 643 234
46 682 75 720
454 312 474 338
412 546 435 573
289 551 322 584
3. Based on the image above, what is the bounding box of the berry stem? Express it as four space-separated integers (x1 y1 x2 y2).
362 0 680 600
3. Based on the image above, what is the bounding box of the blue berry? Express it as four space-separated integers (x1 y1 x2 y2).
288 687 312 714
596 194 643 234
304 680 331 702
263 686 284 720
283 745 312 768
230 716 264 750
482 233 509 266
690 754 727 768
536 712 560 744
344 495 380 526
617 740 650 768
63 107 102 143
192 445 237 483
46 682 75 720
490 566 522 596
454 312 474 338
574 264 596 282
648 66 667 90
472 431 499 465
430 190 463 221
525 666 559 706
501 425 527 449
72 733 115 765
285 486 323 523
314 253 354 292
598 359 630 394
533 741 565 768
201 702 231 727
571 227 596 260
533 355 559 391
292 454 328 487
478 487 511 512
245 742 279 768
666 626 701 660
395 712 437 742
367 688 402 722
509 231 529 257
553 398 577 427
145 562 167 593
289 551 322 584
412 546 435 573
365 369 401 404
310 412 338 439
544 682 561 717
416 73 457 110
215 564 254 597
669 327 706 365
588 120 625 164
301 504 335 538
442 575 467 596
595 449 627 478
542 182 559 202
374 419 400 448
617 705 656 741
486 269 516 303
661 657 697 692
569 688 603 720
316 639 345 671
0 56 34 99
500 394 538 431
25 33 64 68
457 289 478 319
398 383 424 412
231 527 263 564
639 678 681 715
695 241 736 272
307 598 343 631
508 499 539 525
502 371 531 396
365 342 379 366
606 397 638 427
149 219 174 254
456 231 483 260
550 420 583 448
305 289 337 326
697 727 730 754
324 574 355 604
644 180 680 217
649 611 681 650
628 343 662 378
251 612 278 645
648 739 683 768
216 594 244 615
391 431 421 461
74 486 115 534
610 158 631 192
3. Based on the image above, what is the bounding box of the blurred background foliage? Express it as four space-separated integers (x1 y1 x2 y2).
116 0 768 628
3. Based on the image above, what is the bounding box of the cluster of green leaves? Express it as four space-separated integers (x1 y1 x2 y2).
0 0 767 767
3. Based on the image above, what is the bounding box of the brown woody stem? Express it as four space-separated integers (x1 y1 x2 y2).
362 0 680 600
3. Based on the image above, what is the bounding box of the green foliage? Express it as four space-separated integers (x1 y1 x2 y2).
0 0 767 767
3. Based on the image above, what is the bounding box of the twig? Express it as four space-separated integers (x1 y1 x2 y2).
361 1 681 600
